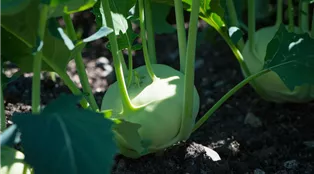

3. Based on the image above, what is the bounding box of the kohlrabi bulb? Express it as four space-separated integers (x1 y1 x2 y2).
242 25 314 103
1 146 32 174
101 64 200 158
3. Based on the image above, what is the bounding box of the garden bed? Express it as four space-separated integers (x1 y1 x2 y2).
3 10 314 174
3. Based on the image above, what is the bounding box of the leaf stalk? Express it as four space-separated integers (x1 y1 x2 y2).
101 0 136 112
145 0 157 64
32 5 49 114
174 0 187 73
193 69 270 131
181 0 200 139
226 0 245 51
63 14 99 111
138 0 156 80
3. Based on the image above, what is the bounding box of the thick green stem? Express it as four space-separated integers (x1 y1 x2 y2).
299 1 309 32
0 59 7 133
126 45 133 87
42 57 90 109
275 0 283 27
144 0 157 64
119 51 128 75
138 0 156 80
63 14 99 111
193 69 270 132
311 8 314 37
226 0 245 51
0 79 7 133
248 0 255 53
101 0 136 112
174 0 187 73
181 0 200 139
32 5 49 114
288 0 294 32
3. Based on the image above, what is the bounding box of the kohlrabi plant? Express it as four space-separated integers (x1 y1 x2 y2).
228 0 314 103
1 0 314 173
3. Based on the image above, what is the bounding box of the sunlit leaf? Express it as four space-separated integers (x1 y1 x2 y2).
44 0 97 17
0 146 32 174
263 24 314 91
0 125 20 146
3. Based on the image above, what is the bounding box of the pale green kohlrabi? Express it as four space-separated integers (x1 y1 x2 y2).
1 146 33 174
242 25 314 103
101 64 200 158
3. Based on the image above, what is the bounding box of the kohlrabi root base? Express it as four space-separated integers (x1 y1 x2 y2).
101 64 200 158
242 25 314 103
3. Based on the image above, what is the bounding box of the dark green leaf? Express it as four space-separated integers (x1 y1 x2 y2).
99 110 146 158
0 146 33 174
1 0 39 46
263 24 314 91
0 125 21 146
2 15 73 73
301 0 314 3
112 120 144 157
1 0 31 16
228 26 243 45
151 3 175 34
131 1 175 34
12 94 117 174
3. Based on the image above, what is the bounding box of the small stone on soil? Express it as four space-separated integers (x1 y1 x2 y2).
244 112 262 128
284 160 299 170
186 142 221 161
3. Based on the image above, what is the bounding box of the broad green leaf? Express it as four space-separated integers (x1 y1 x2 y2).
1 26 72 73
0 146 33 174
151 3 175 34
12 94 117 174
1 0 39 46
100 110 146 158
263 24 314 91
0 125 21 146
112 120 145 158
131 1 175 34
1 0 31 16
45 0 97 17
